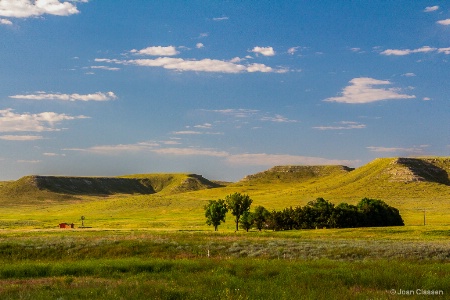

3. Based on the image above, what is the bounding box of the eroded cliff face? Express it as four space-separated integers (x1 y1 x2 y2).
386 158 450 185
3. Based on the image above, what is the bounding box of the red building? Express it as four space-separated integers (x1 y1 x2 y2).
59 223 74 229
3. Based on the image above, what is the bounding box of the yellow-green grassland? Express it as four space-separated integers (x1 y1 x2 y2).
0 157 449 299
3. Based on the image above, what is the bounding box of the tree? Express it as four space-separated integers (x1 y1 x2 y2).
225 193 253 231
239 211 253 232
204 199 228 231
252 205 270 231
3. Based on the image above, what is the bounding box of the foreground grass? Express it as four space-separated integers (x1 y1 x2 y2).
0 229 448 299
0 258 448 299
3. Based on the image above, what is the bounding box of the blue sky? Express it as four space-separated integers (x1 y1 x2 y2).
0 1 449 181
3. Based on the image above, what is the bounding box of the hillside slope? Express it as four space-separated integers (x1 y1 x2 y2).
237 157 450 201
0 173 222 201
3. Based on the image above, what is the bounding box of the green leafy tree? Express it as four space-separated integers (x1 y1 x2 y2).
225 193 253 231
204 199 228 231
239 211 254 232
252 205 270 231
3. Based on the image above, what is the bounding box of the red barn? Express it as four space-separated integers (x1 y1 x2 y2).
59 223 74 229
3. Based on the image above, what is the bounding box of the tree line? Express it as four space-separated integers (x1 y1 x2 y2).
204 193 404 231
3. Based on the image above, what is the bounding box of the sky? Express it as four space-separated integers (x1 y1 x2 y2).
0 0 449 181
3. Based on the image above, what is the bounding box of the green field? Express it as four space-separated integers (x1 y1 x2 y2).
0 157 449 299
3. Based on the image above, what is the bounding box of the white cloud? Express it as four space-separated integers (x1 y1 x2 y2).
313 121 366 130
260 114 298 123
152 147 229 157
251 46 275 56
367 145 428 154
130 46 179 56
90 66 120 71
0 0 80 18
65 141 160 154
424 6 439 12
10 91 117 101
402 73 416 77
97 55 287 73
196 43 204 49
438 47 450 55
324 77 416 104
0 135 44 141
0 18 12 25
288 47 300 55
0 108 88 132
437 19 450 25
212 16 229 21
17 160 41 164
226 153 358 166
193 123 213 129
423 97 431 101
206 109 260 118
381 46 437 56
350 47 361 52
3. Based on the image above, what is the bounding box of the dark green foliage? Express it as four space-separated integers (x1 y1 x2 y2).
357 198 404 227
239 211 253 232
252 206 270 231
204 199 228 231
225 193 253 231
266 197 404 231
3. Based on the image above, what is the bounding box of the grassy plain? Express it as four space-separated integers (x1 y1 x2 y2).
0 157 449 299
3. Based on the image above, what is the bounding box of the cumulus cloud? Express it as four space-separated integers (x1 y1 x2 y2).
0 135 44 141
251 46 276 56
424 6 439 12
10 91 117 101
0 108 88 132
324 77 416 104
313 121 366 130
437 19 450 25
0 0 80 18
96 56 285 74
0 18 12 25
130 46 179 56
196 43 204 49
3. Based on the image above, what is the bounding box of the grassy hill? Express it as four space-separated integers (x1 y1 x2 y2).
0 173 222 203
0 157 449 229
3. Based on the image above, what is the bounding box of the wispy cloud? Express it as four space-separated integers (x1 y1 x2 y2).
437 19 450 26
324 77 415 104
313 121 366 130
367 145 428 154
380 46 450 56
130 46 179 56
424 6 439 12
251 46 275 56
288 47 300 55
213 16 229 21
402 73 416 77
260 115 298 123
64 141 358 167
226 153 358 166
0 0 80 18
10 91 117 101
17 159 41 164
205 109 260 118
89 66 120 71
0 135 44 141
0 108 89 132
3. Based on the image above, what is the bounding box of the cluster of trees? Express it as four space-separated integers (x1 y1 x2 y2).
204 193 404 231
